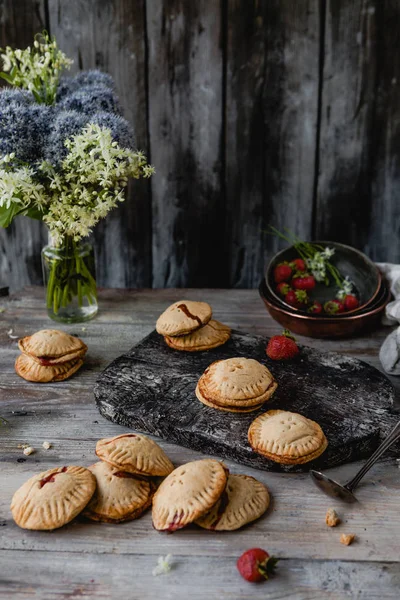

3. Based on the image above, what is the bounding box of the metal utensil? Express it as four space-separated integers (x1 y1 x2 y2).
310 420 400 502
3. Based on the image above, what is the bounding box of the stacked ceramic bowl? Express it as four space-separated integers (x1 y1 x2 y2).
259 242 390 338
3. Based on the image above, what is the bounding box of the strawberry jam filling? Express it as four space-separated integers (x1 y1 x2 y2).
39 466 67 488
177 303 202 327
167 512 183 532
38 357 56 366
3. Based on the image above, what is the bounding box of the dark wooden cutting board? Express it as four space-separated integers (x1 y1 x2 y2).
94 329 398 472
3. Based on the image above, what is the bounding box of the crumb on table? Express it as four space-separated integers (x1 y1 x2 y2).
340 533 355 546
326 508 340 527
23 446 35 456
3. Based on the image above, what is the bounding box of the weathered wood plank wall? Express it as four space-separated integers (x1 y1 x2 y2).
0 0 399 291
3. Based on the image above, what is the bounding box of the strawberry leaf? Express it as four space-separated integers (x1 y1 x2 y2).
257 556 279 580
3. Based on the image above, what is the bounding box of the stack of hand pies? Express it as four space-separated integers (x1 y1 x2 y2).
11 433 174 530
156 300 231 352
15 329 87 382
152 458 270 532
196 357 277 413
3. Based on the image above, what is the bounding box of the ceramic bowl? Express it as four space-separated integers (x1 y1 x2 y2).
259 279 390 339
265 241 381 316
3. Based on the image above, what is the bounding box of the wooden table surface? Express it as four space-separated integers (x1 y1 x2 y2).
0 287 399 600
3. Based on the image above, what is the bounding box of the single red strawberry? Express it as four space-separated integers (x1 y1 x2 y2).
273 263 292 283
266 330 300 360
343 294 359 311
285 290 300 307
308 301 323 314
292 274 316 290
276 282 291 296
237 548 279 583
290 258 306 272
324 299 345 314
285 289 308 308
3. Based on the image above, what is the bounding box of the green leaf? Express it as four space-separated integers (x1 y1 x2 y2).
0 203 21 228
0 72 14 84
31 89 43 103
0 203 44 228
21 206 44 221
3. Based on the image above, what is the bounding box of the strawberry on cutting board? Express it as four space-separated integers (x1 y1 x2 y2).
266 330 299 360
237 548 279 583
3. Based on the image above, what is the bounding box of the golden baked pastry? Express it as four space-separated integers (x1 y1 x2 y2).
11 466 96 530
152 459 228 531
248 409 328 465
195 383 264 413
95 433 174 477
164 320 231 352
18 329 87 365
195 474 270 531
15 353 83 383
156 301 212 337
83 462 154 523
197 357 277 409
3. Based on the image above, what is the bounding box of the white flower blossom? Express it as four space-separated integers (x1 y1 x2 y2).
0 32 73 105
336 276 354 300
0 124 154 243
152 555 173 576
321 247 335 260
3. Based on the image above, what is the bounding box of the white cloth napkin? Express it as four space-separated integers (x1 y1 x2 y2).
377 263 400 375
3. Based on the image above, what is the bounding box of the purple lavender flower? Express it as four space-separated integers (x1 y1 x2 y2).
58 85 121 116
45 110 90 164
90 111 135 149
0 104 53 161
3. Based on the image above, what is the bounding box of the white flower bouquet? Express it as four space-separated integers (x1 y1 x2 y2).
0 32 154 322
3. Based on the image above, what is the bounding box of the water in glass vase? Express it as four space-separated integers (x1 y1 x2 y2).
42 237 98 323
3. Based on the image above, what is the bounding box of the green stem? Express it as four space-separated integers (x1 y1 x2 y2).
44 236 97 315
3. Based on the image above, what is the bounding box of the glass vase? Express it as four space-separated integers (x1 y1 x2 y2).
41 236 98 323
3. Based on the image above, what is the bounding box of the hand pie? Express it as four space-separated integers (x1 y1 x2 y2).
83 462 154 523
195 474 270 531
18 329 87 365
15 353 83 382
248 409 328 464
164 320 231 351
152 459 228 531
95 433 174 477
11 466 96 530
156 300 212 337
196 357 277 411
